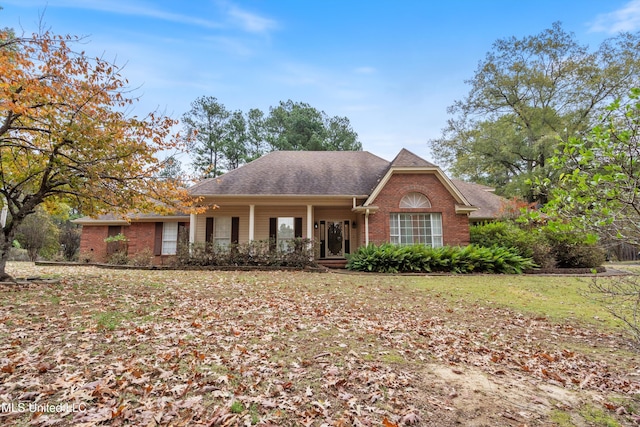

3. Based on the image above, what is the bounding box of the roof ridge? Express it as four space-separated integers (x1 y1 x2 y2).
390 148 436 168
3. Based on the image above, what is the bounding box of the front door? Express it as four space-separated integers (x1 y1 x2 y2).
326 221 344 258
319 220 350 258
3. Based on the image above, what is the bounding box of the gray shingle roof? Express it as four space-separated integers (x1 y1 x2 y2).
451 179 506 219
75 151 506 224
390 148 437 168
189 151 391 196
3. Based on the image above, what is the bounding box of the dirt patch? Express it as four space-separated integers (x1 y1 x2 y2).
417 364 588 426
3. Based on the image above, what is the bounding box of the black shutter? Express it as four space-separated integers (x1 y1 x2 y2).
344 220 350 254
319 221 326 258
294 217 303 238
177 222 187 252
231 217 239 244
205 218 214 243
154 222 163 256
269 217 277 251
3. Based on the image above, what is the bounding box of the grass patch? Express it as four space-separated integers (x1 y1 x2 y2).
579 404 622 427
401 274 622 329
93 310 127 331
550 409 574 426
230 400 244 413
379 351 405 364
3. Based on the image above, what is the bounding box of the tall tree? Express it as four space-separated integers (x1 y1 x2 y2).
265 100 361 151
539 88 640 245
429 22 640 201
0 29 189 280
245 108 267 162
324 115 360 151
182 96 230 178
158 155 184 184
223 110 248 171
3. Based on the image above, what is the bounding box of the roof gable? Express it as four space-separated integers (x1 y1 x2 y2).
364 150 474 209
390 148 437 168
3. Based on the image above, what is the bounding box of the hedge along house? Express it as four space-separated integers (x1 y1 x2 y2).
75 148 506 266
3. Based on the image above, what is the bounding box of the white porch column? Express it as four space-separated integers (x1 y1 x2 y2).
306 204 314 259
364 209 370 246
189 213 196 245
306 205 313 239
248 205 255 241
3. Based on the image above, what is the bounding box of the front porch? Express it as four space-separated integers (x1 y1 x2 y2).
188 198 369 263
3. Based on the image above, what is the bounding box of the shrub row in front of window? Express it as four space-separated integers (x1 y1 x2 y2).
175 238 316 268
345 243 537 274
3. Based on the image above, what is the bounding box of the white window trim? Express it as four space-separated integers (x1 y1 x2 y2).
277 217 295 251
214 217 232 249
162 222 179 255
390 213 443 247
399 192 431 208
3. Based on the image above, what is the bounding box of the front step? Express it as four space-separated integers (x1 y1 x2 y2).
317 259 348 269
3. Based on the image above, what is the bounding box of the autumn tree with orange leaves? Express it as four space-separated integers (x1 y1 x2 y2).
0 29 190 280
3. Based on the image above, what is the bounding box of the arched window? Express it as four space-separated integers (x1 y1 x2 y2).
399 192 431 208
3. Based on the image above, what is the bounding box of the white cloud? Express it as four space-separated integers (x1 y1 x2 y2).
204 35 254 56
226 4 278 34
7 0 279 34
354 66 376 75
14 0 225 29
589 0 640 33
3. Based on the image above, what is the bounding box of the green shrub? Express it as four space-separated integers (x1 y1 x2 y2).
471 221 554 268
471 221 604 269
543 231 605 268
176 238 316 268
346 243 536 274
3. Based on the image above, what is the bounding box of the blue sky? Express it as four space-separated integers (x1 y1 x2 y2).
2 0 640 166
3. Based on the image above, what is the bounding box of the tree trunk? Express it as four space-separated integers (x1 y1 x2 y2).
0 230 14 281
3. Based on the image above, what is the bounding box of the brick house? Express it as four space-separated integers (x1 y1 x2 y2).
75 149 505 265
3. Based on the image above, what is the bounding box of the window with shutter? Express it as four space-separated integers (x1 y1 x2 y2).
162 222 179 255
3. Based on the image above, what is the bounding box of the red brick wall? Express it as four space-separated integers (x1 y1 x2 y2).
362 173 470 247
125 222 156 256
79 222 189 265
78 225 110 262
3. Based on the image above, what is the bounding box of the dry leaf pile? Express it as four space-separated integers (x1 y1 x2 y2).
0 265 638 426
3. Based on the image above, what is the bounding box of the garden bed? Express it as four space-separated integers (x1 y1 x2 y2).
35 260 326 272
525 266 608 275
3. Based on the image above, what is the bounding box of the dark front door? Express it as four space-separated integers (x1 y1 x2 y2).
326 220 344 258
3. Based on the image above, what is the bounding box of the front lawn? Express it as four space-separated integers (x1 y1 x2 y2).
0 263 638 426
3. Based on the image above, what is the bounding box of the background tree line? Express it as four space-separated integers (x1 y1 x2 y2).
181 97 362 179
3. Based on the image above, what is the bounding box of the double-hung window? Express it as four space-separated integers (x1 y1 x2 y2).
162 222 179 255
389 213 443 247
213 217 232 249
277 217 295 251
269 217 302 252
